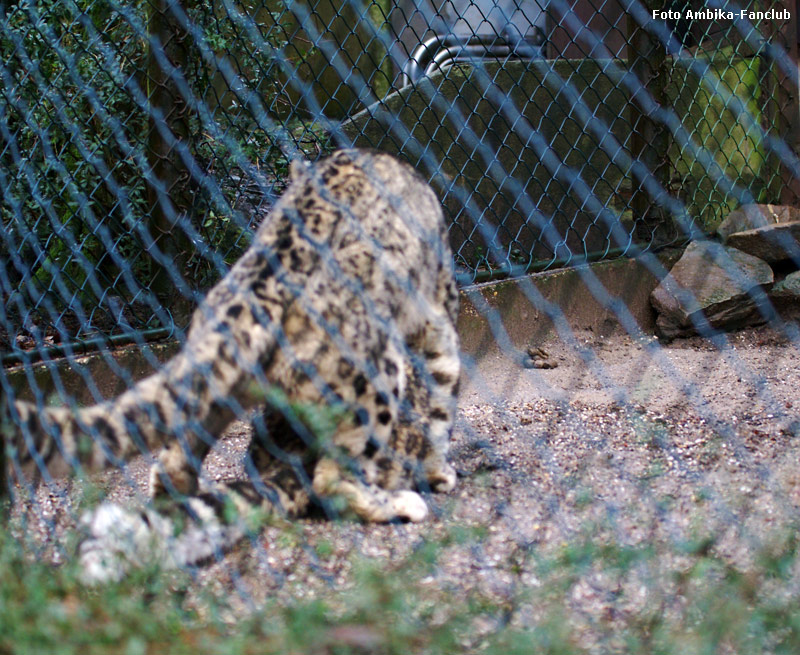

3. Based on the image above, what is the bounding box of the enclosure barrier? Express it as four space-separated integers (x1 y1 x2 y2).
2 0 800 651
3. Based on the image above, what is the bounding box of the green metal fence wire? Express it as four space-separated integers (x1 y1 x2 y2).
1 0 796 358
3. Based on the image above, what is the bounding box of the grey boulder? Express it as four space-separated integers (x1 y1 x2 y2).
651 240 774 339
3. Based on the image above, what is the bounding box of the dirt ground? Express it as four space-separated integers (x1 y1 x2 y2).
12 322 800 640
200 323 800 622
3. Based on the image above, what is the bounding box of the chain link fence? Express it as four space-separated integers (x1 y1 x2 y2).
2 0 800 652
1 0 796 352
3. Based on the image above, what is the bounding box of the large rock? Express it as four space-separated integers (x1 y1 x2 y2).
725 221 800 264
651 240 774 339
771 270 800 299
717 204 800 240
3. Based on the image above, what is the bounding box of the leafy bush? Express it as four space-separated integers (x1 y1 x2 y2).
0 0 325 343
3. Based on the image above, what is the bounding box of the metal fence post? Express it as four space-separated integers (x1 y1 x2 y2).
627 0 670 238
765 0 800 205
0 388 7 518
146 0 197 301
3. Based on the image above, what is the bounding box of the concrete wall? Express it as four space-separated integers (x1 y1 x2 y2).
458 251 681 358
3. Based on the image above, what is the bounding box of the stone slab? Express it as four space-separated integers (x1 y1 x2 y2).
771 270 800 299
724 221 800 264
650 240 774 339
717 204 800 240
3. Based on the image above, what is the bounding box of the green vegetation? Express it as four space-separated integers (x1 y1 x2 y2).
2 520 800 654
667 51 768 232
0 0 325 339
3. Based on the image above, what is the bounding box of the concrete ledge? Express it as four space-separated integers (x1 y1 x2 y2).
3 253 681 402
3 342 181 405
458 251 682 357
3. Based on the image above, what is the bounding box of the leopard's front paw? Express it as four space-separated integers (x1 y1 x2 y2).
391 490 428 522
428 462 457 493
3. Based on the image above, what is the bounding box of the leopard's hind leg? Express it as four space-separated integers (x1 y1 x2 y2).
404 313 460 494
77 410 315 583
77 430 312 583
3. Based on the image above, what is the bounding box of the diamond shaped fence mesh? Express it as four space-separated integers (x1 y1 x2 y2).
2 0 800 651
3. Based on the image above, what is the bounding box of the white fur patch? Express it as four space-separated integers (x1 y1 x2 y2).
77 500 243 584
78 503 173 584
391 490 428 522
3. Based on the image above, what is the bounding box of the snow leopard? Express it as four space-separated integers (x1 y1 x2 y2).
3 149 460 582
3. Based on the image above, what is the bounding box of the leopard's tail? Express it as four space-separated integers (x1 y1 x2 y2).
3 337 256 483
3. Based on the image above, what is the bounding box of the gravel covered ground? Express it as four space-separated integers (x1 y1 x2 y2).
11 323 800 643
197 324 800 629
